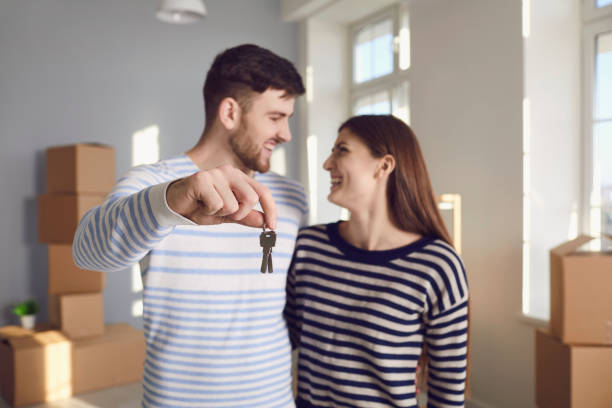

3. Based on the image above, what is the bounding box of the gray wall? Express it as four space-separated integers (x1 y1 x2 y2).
0 0 300 328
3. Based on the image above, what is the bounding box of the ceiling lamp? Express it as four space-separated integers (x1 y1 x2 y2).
157 0 207 24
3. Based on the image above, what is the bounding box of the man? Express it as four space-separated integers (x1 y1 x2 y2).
73 44 306 407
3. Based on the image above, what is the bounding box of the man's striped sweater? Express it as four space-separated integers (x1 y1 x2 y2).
73 154 308 408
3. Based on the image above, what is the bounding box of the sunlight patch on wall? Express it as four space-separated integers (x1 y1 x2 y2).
132 125 160 166
307 134 318 223
270 146 287 176
132 299 144 318
522 0 531 39
306 65 314 104
132 264 143 293
522 97 531 315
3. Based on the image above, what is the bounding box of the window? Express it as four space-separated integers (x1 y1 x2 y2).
584 5 612 244
589 28 612 239
350 3 410 125
598 0 612 8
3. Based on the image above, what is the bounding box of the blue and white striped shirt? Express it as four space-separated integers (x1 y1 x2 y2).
73 154 308 408
284 223 468 408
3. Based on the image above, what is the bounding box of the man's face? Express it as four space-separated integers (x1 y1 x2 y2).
230 89 295 173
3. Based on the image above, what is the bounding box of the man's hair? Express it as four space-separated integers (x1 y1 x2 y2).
203 44 305 128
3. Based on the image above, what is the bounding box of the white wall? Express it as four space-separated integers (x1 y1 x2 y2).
301 17 350 224
0 0 300 328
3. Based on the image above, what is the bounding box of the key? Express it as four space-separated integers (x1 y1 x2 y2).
260 225 276 273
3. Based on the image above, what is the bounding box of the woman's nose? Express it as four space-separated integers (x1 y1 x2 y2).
323 155 333 171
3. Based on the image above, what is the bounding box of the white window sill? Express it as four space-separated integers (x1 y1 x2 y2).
517 312 548 328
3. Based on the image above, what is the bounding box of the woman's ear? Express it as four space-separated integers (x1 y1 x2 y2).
218 97 241 131
376 154 396 178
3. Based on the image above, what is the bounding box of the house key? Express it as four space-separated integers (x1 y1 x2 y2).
260 225 276 273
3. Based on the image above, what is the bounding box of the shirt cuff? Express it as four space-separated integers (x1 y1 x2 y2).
148 181 196 228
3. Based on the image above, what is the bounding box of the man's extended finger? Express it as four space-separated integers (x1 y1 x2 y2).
231 209 266 229
244 178 277 230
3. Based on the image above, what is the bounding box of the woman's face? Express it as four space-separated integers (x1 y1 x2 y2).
322 128 383 211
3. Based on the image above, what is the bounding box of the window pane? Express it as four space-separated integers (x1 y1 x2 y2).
399 4 410 70
594 121 612 235
392 81 410 124
596 0 612 8
354 90 391 115
353 19 393 83
595 31 612 120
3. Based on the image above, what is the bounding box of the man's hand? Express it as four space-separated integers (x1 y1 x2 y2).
166 164 277 229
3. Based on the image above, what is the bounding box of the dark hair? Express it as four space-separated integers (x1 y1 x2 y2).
203 44 305 129
338 115 453 246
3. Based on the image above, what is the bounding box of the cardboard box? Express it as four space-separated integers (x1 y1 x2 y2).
46 144 115 194
0 326 72 407
72 324 145 394
48 293 104 339
0 324 144 407
550 235 612 344
535 329 612 408
38 193 104 244
48 244 105 294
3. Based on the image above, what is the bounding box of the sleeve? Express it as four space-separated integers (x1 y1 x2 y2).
423 245 469 408
283 235 302 350
72 165 194 272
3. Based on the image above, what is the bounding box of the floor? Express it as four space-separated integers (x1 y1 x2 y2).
0 383 142 408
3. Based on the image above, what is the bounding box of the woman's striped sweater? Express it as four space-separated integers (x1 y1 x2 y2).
284 222 468 408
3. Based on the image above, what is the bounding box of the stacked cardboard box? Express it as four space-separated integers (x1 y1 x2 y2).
39 144 113 339
535 235 612 408
0 144 146 407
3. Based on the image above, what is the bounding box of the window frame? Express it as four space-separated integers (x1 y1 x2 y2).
583 0 612 21
348 3 411 119
582 5 612 239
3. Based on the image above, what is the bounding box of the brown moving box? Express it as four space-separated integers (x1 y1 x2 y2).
549 235 612 345
72 324 145 394
48 293 104 339
0 324 144 407
46 144 115 194
48 244 105 294
38 193 105 244
535 329 612 408
0 326 72 407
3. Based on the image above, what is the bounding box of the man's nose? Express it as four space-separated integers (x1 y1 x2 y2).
278 122 291 143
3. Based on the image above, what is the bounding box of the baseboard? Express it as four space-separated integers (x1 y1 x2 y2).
467 397 495 408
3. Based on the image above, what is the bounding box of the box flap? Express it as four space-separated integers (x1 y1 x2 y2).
2 329 69 349
0 326 33 342
550 235 594 256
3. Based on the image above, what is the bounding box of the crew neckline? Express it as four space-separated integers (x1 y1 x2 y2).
326 221 434 264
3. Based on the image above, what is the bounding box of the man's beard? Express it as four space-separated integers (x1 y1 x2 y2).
229 120 270 173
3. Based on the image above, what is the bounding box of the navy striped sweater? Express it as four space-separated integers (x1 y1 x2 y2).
284 222 468 408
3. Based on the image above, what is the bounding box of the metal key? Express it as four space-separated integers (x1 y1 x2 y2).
260 225 276 273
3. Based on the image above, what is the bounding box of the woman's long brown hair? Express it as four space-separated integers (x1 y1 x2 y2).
338 114 469 397
338 114 453 245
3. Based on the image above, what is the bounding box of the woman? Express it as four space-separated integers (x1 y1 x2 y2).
284 115 468 408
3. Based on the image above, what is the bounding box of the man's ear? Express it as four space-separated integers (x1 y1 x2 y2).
376 154 396 178
217 97 241 131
